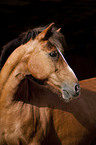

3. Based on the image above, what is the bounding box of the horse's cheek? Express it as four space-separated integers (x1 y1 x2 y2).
28 55 53 80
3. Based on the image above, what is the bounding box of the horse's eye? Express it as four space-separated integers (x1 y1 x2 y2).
49 51 58 58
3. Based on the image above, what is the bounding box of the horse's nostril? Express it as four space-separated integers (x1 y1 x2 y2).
75 83 80 94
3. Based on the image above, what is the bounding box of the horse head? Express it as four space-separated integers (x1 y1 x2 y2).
22 23 80 102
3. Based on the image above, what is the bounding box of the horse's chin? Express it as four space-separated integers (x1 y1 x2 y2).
61 92 74 102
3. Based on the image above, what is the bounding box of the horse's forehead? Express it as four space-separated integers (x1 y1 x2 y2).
25 39 63 55
43 43 57 52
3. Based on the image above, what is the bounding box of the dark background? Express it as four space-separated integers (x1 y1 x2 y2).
0 0 96 80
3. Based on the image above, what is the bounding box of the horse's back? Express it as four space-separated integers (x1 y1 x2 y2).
80 77 96 92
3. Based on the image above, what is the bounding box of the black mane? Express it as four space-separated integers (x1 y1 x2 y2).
0 25 66 70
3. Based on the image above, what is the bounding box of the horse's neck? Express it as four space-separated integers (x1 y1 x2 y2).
0 45 30 107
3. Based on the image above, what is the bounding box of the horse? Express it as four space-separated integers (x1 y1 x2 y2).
47 77 96 145
0 23 95 145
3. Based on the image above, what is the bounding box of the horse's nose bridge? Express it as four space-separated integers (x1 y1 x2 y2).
58 54 78 82
64 61 78 82
62 63 80 97
56 47 79 88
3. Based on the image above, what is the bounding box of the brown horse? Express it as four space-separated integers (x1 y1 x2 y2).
47 77 96 145
0 23 95 145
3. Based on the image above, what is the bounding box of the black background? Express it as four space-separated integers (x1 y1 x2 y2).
0 0 96 80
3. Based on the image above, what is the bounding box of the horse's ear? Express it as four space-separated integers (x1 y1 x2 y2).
36 23 54 40
56 28 61 32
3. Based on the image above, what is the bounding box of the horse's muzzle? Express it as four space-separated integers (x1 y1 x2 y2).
62 82 80 102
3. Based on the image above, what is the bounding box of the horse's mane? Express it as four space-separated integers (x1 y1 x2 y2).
0 24 66 70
